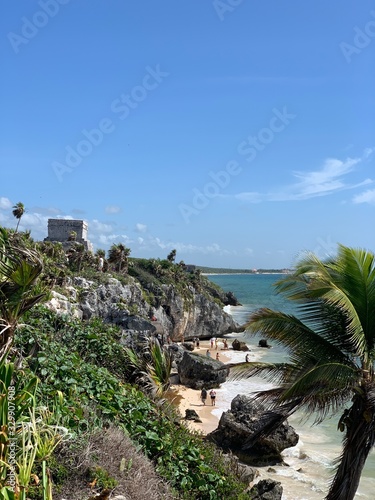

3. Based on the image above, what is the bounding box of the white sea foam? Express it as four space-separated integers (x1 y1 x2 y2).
218 331 375 499
208 275 375 499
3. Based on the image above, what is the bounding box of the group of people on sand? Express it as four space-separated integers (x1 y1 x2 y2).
209 337 229 350
200 387 216 406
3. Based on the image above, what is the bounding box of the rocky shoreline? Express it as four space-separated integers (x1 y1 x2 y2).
169 338 298 499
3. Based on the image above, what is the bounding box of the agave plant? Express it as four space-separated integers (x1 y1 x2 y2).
0 228 48 360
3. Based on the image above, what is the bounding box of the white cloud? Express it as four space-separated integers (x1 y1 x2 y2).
353 188 375 205
290 157 360 199
135 223 147 233
90 219 113 233
105 205 121 214
22 213 47 228
152 237 229 255
0 197 12 209
97 233 132 246
235 151 373 203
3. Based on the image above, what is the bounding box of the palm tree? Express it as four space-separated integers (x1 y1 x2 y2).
108 243 131 273
233 245 375 500
66 243 86 272
12 202 25 232
167 249 176 263
68 230 77 241
0 227 47 360
124 337 172 398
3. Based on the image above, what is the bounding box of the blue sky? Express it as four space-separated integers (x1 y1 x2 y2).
1 1 374 269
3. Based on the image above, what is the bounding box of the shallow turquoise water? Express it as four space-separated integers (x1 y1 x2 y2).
207 273 375 499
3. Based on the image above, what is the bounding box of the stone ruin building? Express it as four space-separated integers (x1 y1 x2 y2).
44 219 93 251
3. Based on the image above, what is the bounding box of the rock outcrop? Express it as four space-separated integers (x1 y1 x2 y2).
177 351 229 389
249 479 283 500
207 395 299 466
232 339 249 351
46 276 241 341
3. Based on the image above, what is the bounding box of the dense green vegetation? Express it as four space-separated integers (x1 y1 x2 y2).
0 228 250 499
11 308 249 499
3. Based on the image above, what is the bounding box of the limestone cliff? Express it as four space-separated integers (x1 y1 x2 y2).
46 275 242 340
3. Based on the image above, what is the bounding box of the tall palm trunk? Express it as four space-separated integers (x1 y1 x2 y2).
326 386 375 500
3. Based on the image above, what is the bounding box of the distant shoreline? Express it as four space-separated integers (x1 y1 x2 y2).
202 272 289 276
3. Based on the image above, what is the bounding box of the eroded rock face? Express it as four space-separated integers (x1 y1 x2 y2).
207 395 299 466
45 291 83 319
46 277 241 342
177 351 229 389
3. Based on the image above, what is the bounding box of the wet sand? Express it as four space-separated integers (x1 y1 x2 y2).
168 339 234 434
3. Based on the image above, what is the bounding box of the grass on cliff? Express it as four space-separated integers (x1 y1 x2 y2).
15 307 250 499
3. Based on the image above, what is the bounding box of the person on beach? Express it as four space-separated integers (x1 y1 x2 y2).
223 339 228 350
196 338 200 348
206 349 211 357
216 352 220 361
209 389 216 406
245 353 250 362
200 388 207 405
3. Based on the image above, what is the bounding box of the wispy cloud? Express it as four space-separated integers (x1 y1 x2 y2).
97 233 132 246
105 205 121 214
353 188 375 205
90 219 113 233
0 197 12 209
135 223 147 233
234 150 373 203
151 238 230 256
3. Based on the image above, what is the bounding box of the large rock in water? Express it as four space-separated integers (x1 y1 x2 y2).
207 395 299 466
177 351 229 389
232 339 249 351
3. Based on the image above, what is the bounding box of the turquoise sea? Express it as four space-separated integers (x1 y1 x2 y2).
207 274 375 500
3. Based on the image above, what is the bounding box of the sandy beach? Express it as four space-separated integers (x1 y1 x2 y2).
168 339 235 434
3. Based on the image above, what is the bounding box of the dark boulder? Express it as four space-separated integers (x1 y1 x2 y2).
249 479 283 500
225 291 241 306
207 395 299 466
258 339 271 348
185 409 202 422
232 339 249 351
177 351 229 389
181 341 195 351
